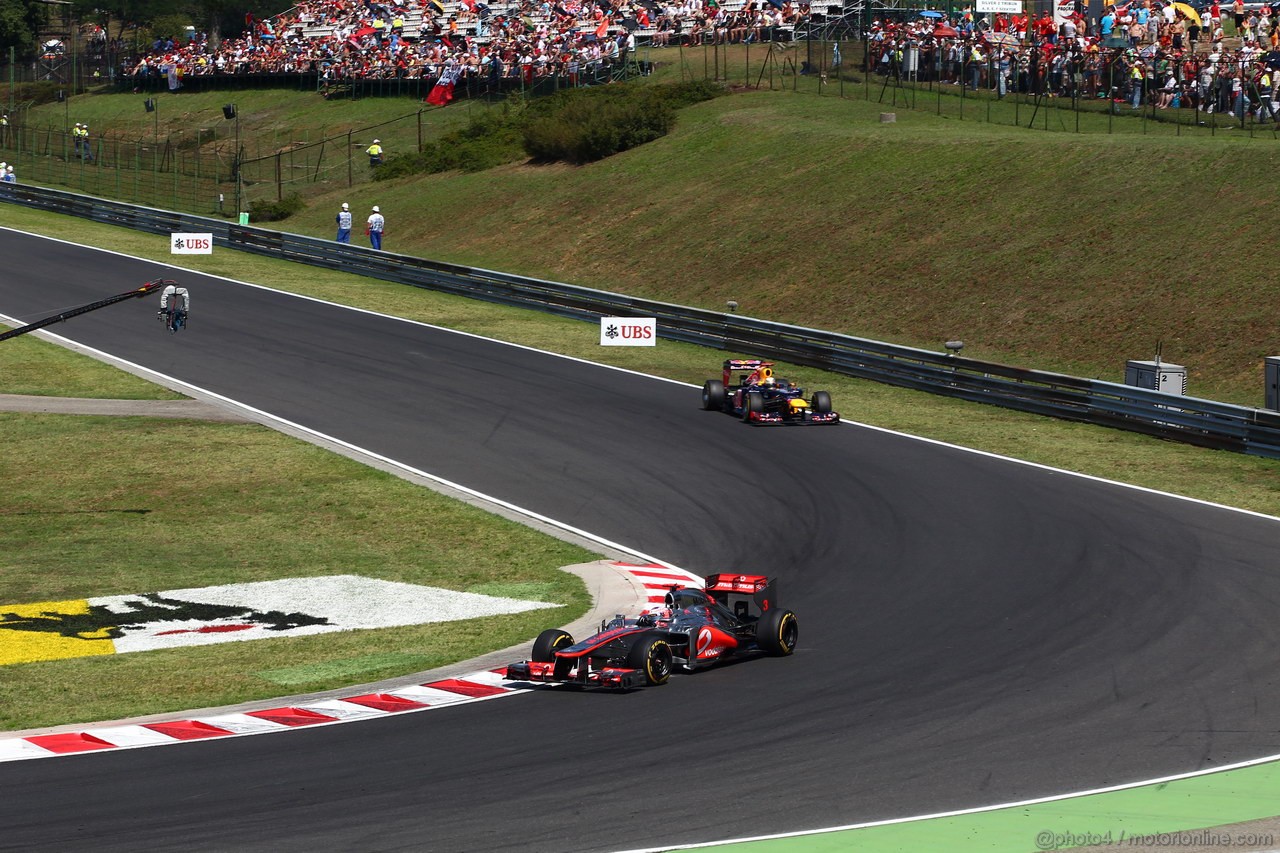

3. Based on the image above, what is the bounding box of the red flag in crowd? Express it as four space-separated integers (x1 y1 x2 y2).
594 16 610 37
426 66 460 105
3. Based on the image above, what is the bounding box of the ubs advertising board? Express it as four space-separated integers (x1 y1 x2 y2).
600 317 657 346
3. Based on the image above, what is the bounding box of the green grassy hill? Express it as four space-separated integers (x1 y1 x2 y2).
18 71 1280 405
293 89 1280 406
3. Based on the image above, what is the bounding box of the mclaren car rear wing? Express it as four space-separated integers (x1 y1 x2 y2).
704 573 777 621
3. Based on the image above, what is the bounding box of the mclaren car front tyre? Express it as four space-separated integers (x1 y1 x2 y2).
532 628 574 663
757 608 799 656
627 634 673 686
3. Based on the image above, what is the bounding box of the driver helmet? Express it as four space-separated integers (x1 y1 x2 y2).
639 606 673 626
762 376 776 387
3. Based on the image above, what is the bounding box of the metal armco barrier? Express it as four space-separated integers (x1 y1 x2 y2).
7 183 1280 459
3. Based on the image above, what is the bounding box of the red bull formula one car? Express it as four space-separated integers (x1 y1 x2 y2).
702 359 839 425
505 574 798 690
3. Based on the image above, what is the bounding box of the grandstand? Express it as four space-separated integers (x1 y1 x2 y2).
125 0 852 85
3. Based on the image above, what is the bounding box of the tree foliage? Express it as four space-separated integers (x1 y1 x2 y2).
0 0 46 57
67 0 290 46
69 0 169 41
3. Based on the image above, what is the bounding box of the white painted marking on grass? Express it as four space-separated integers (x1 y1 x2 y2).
0 577 557 665
91 575 555 654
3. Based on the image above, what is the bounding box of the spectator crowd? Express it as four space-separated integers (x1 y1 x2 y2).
867 1 1280 120
126 0 814 91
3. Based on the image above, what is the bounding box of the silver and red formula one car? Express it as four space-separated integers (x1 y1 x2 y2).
505 574 798 690
702 359 839 425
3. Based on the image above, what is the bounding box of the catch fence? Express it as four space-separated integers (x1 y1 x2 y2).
0 59 644 215
664 39 1280 139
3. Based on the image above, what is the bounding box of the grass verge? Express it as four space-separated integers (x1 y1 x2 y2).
0 393 592 732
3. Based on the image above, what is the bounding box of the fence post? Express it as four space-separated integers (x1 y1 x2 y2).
347 129 352 187
276 150 282 200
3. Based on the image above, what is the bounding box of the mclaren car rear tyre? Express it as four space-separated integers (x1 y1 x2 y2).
627 635 673 686
757 609 799 656
532 629 574 663
742 392 764 422
811 391 832 415
702 379 726 411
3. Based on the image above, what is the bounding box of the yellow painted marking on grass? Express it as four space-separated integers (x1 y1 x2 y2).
0 599 116 665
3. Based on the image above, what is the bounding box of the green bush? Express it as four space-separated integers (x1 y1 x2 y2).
10 81 68 108
376 79 728 176
248 193 305 222
522 80 725 165
376 110 526 180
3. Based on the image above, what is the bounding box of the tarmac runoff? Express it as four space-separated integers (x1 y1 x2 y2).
0 393 252 421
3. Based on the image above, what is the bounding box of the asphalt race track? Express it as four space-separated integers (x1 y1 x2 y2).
3 233 1280 853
